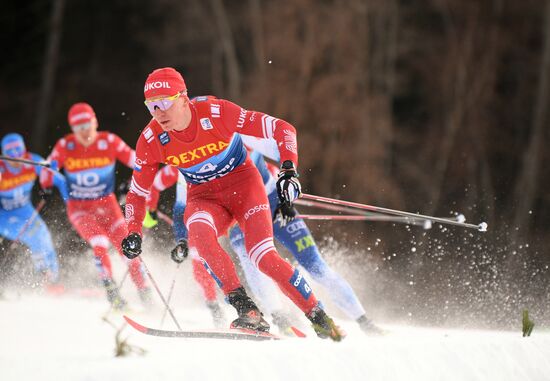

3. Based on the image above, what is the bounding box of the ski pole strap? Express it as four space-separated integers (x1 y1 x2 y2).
300 193 488 232
0 155 52 168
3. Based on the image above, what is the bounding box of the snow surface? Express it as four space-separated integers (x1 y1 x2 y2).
2 290 549 381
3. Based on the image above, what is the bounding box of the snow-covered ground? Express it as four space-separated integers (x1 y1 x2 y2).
2 287 549 381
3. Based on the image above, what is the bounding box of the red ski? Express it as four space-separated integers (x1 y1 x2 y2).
124 315 292 341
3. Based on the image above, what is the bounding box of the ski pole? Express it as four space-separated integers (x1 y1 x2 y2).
156 210 174 226
0 155 53 169
296 214 431 226
295 198 370 216
8 200 47 251
147 211 181 328
301 193 488 232
294 201 464 228
297 213 464 226
138 256 183 331
160 263 181 328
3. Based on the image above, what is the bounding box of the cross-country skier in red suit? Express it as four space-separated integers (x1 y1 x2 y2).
40 102 150 310
121 67 344 340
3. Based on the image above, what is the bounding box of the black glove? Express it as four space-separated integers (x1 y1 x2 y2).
38 187 53 202
117 180 131 194
117 180 131 205
276 160 302 204
274 202 298 227
121 233 142 259
171 239 189 263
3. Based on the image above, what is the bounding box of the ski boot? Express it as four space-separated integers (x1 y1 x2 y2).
357 315 385 335
138 287 153 308
103 278 128 311
227 287 270 332
206 301 226 329
306 305 346 341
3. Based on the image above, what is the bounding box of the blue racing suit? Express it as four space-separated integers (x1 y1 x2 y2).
171 147 367 320
0 154 67 283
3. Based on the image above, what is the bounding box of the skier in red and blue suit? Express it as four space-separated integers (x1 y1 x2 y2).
40 103 150 309
121 67 344 340
148 147 383 335
0 133 66 290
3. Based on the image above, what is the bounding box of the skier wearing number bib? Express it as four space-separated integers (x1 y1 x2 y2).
0 133 66 292
121 67 344 341
39 103 150 309
146 165 226 328
148 149 382 335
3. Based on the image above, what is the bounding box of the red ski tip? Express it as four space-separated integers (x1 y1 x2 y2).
290 326 307 338
123 315 148 333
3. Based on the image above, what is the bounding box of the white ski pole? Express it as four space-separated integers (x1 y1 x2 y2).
159 263 181 328
139 257 183 331
301 193 488 232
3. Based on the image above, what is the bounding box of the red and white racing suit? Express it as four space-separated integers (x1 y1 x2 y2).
146 166 219 304
126 96 318 313
40 131 147 290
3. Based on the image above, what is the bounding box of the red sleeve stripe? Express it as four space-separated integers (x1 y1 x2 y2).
130 178 150 197
261 115 277 139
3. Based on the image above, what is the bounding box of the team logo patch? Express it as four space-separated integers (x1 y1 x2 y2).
125 204 135 220
67 142 75 150
159 132 170 145
200 118 213 130
286 220 307 236
210 104 221 118
244 203 269 220
236 108 247 128
143 127 154 143
98 140 108 150
144 81 171 92
289 269 312 299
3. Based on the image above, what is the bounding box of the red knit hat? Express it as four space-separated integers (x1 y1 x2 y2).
68 102 96 126
144 67 187 99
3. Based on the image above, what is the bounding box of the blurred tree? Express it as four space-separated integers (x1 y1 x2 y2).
33 0 65 149
511 0 550 238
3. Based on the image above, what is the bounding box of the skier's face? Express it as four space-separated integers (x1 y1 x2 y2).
147 93 191 132
71 118 98 146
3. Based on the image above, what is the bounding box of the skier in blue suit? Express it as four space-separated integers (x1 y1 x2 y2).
0 133 67 291
151 133 381 334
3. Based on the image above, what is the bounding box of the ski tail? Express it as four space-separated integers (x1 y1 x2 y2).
123 315 285 341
